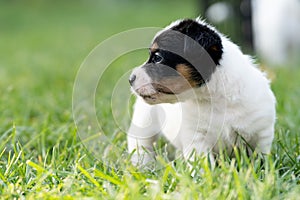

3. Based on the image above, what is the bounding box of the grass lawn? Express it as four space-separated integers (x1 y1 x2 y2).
0 0 299 199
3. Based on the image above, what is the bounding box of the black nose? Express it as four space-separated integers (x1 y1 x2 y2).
129 74 136 86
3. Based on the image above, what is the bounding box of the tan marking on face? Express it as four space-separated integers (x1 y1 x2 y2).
151 64 197 95
150 42 159 52
176 64 198 87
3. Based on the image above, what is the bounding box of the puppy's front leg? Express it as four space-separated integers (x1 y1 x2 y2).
127 98 160 165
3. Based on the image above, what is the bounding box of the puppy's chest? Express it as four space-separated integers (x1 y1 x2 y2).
158 101 231 139
159 101 253 147
182 100 228 127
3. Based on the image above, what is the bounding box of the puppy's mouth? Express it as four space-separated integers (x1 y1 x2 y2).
135 83 175 100
138 92 160 102
139 93 156 100
151 83 175 95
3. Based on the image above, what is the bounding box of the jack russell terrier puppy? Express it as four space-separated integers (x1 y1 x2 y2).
127 18 276 166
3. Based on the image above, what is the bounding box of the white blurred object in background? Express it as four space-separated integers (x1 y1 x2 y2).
206 2 232 23
252 0 300 66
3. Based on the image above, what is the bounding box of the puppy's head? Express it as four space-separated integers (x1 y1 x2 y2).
129 19 223 104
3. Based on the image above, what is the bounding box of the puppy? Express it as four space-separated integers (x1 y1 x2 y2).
127 18 276 166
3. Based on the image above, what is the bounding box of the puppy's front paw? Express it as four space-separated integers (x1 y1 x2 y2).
130 151 156 167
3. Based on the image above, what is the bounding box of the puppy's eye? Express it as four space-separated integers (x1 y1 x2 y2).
152 52 163 63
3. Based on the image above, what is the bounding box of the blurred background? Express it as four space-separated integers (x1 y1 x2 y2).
1 0 299 140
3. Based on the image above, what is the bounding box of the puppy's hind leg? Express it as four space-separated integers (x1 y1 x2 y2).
256 126 274 155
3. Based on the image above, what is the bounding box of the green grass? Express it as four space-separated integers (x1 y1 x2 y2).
0 0 299 199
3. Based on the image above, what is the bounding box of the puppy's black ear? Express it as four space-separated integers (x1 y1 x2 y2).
172 19 223 65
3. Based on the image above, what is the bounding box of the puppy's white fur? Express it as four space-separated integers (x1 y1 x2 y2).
128 19 276 165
